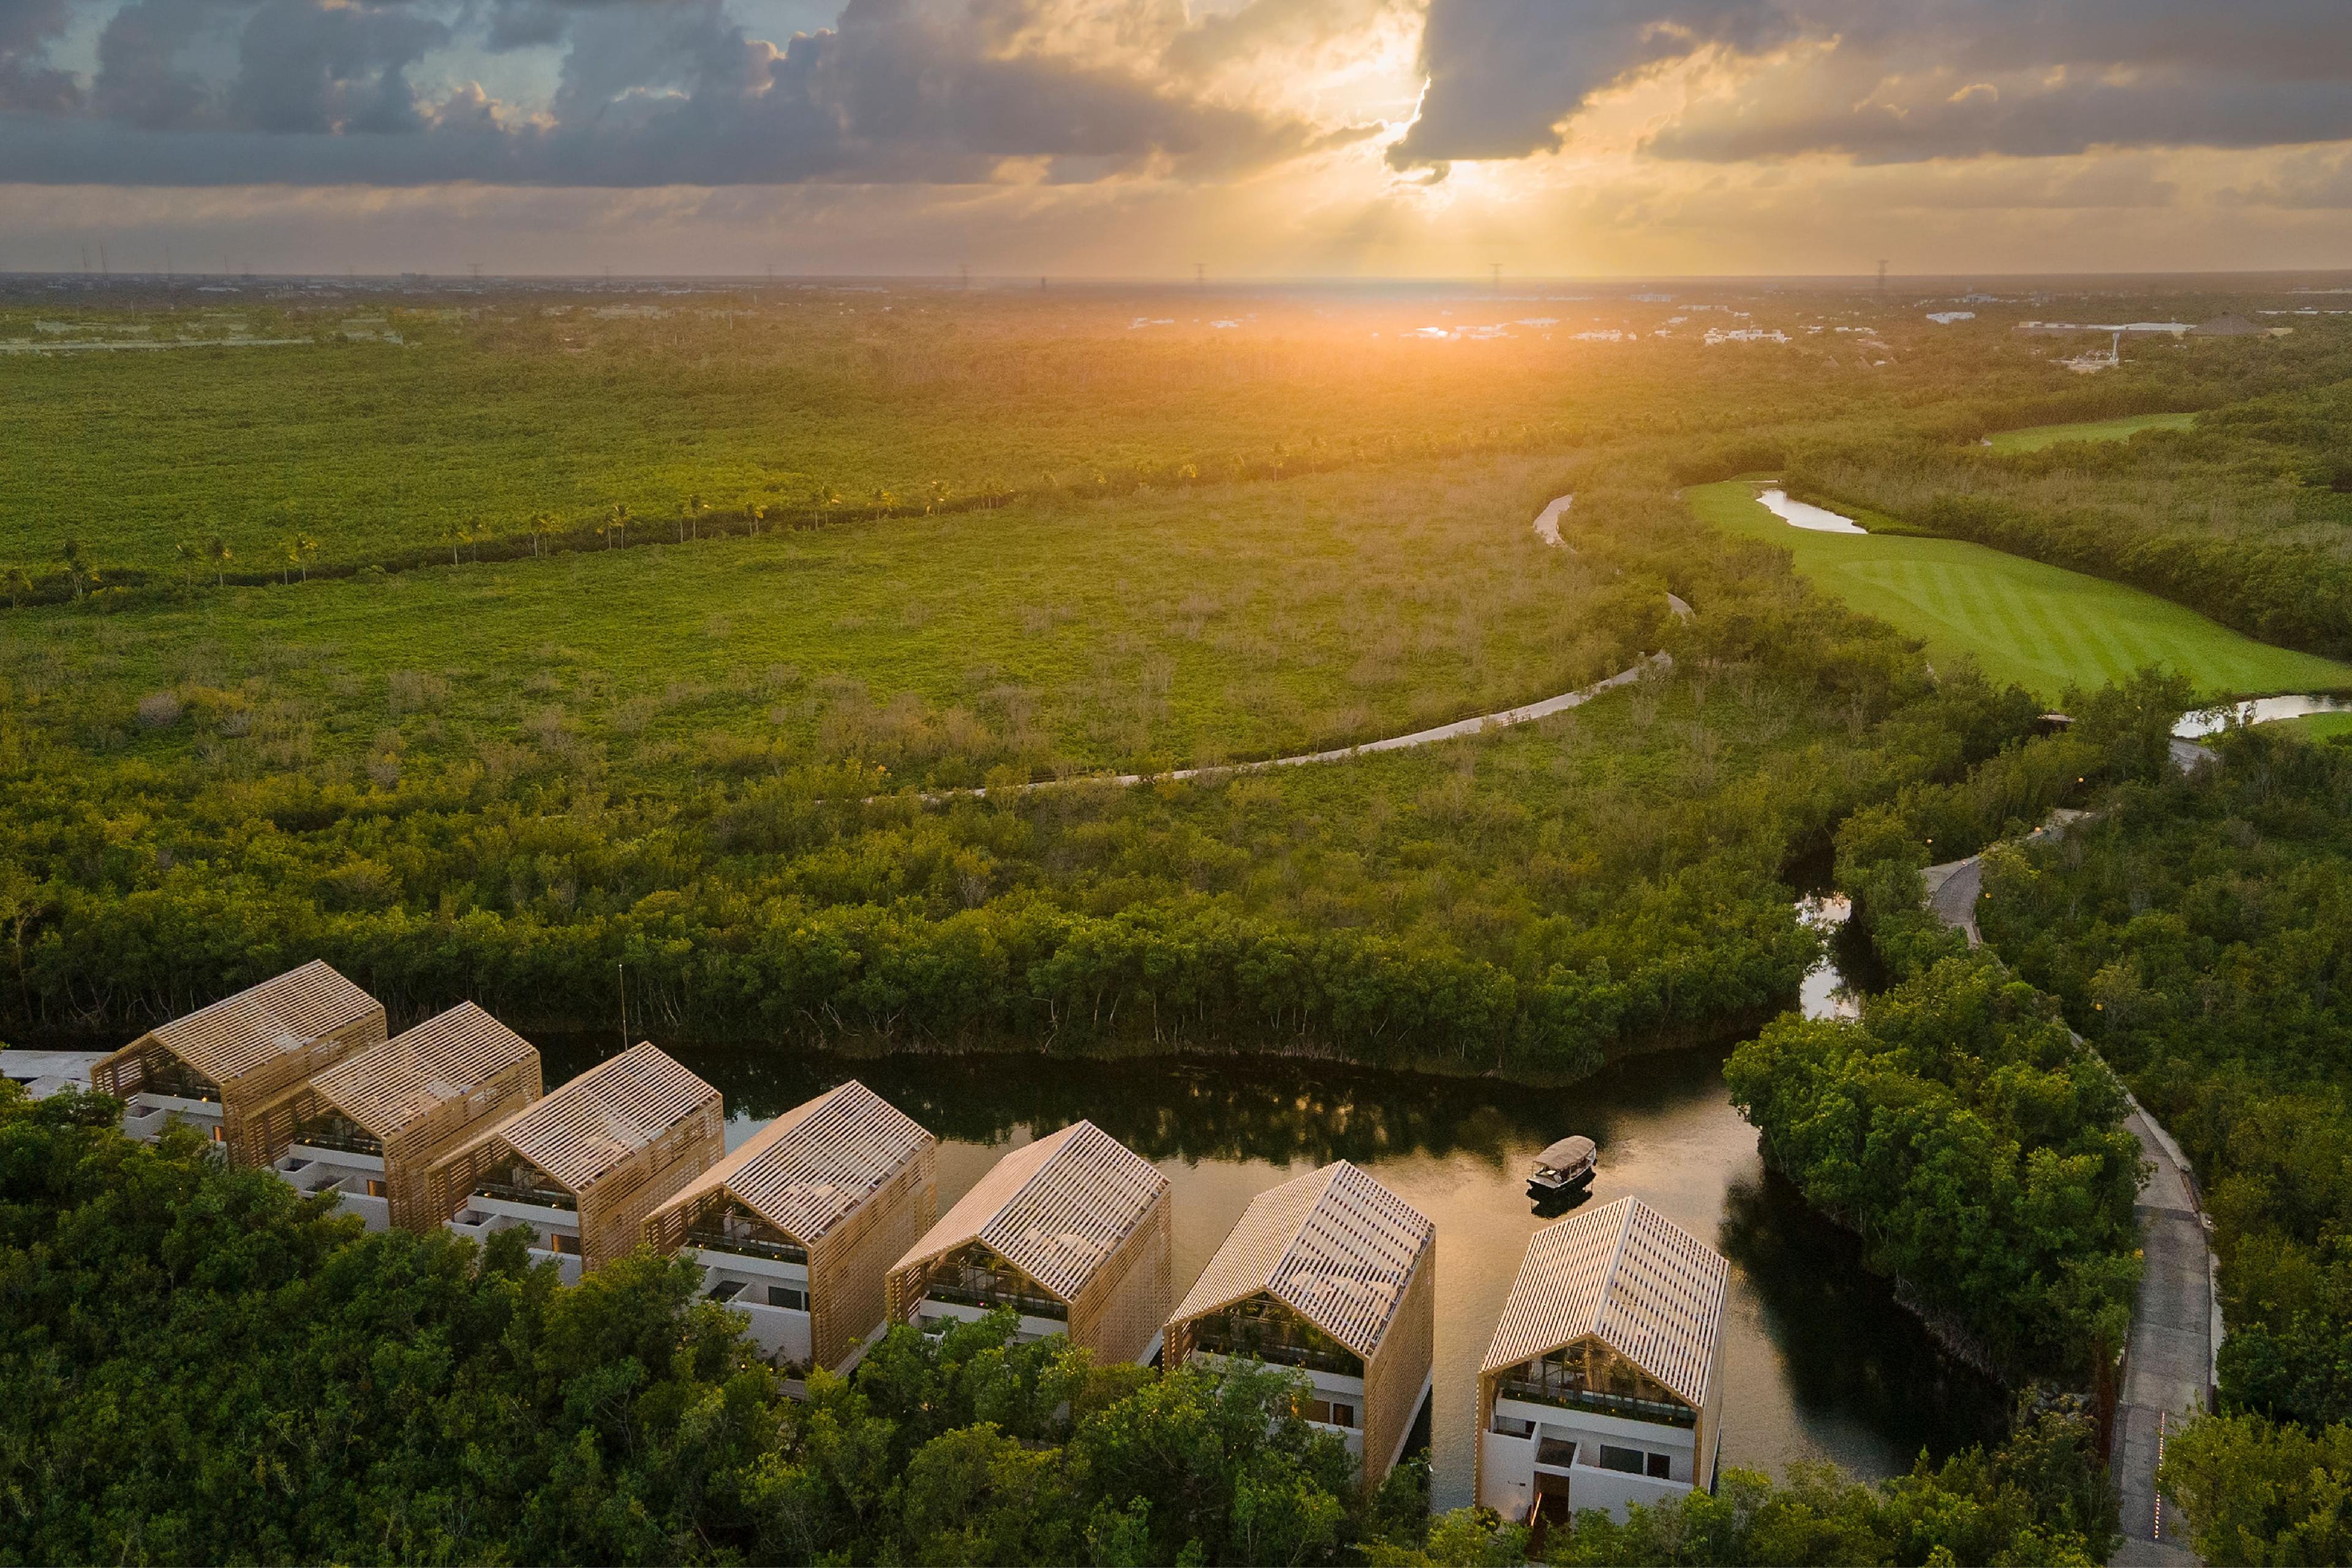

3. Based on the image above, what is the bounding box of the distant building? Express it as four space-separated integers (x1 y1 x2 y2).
644 1079 938 1376
1167 1161 1434 1490
271 1003 541 1232
431 1041 723 1281
887 1119 1172 1365
1476 1197 1728 1527
0 1049 108 1101
92 961 386 1165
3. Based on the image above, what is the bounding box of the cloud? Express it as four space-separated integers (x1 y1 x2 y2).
0 0 79 113
0 0 1340 185
1392 0 2352 170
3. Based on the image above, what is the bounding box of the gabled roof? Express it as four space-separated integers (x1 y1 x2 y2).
309 1003 538 1142
650 1080 933 1246
895 1120 1167 1303
1173 1161 1432 1361
137 960 381 1085
1481 1197 1727 1410
473 1041 718 1193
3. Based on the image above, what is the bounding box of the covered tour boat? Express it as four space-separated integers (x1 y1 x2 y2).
1528 1136 1597 1197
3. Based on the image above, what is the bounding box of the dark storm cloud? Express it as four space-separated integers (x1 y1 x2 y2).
0 0 79 113
1393 0 2352 170
0 0 1330 184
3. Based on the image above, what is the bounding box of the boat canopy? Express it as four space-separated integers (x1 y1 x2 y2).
1534 1136 1596 1170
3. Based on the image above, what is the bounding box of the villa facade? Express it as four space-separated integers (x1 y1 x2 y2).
643 1079 937 1376
92 961 387 1166
429 1041 723 1280
1167 1160 1435 1490
1475 1197 1728 1526
886 1119 1171 1365
270 1002 542 1231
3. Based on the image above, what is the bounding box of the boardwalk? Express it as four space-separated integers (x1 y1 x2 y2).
1922 821 2214 1566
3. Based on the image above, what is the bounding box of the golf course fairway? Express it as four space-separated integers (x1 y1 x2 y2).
1985 412 2198 453
1688 480 2352 703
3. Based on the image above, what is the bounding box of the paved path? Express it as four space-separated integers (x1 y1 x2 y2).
1921 815 2214 1565
898 494 1664 804
2111 1102 2212 1566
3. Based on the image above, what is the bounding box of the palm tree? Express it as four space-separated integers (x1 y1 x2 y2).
600 503 628 549
281 536 298 585
2 566 32 608
173 538 202 588
295 533 319 581
440 517 463 566
464 514 486 562
56 537 88 600
528 512 556 557
747 504 767 537
205 535 232 587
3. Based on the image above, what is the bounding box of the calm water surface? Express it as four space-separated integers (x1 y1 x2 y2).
546 1020 2000 1508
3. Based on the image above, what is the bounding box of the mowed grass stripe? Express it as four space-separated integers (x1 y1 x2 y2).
1984 412 2199 454
1687 480 2352 703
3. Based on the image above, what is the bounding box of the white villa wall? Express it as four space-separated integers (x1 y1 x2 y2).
914 1295 1072 1346
694 1246 816 1367
1480 1394 1700 1523
448 1197 584 1283
273 1144 391 1232
122 1092 224 1145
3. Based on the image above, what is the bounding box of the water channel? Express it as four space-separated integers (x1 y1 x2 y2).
545 911 2002 1510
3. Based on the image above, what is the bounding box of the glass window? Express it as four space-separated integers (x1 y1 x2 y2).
1330 1403 1355 1429
1646 1452 1673 1479
767 1285 809 1311
1598 1445 1645 1474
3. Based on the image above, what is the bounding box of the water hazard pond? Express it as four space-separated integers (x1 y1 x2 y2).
545 1025 2003 1508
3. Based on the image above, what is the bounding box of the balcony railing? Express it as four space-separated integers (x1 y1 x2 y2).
1192 1332 1363 1379
688 1229 807 1265
473 1180 578 1212
1497 1380 1695 1428
924 1280 1069 1321
295 1126 384 1158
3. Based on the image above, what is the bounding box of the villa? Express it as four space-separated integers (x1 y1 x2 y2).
643 1079 937 1377
1476 1197 1728 1526
429 1041 723 1280
886 1119 1171 1365
1166 1160 1434 1490
92 961 387 1166
270 1002 542 1232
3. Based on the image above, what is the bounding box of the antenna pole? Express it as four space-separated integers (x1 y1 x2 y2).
617 962 627 1051
1876 259 1888 295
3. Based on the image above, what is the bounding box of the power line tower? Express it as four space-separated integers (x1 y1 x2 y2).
469 261 483 281
1490 261 1502 293
1876 259 1888 295
959 261 970 290
1194 261 1205 287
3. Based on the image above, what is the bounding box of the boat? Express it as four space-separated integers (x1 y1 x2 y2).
1528 1136 1597 1197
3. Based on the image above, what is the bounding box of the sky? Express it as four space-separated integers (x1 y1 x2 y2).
4 0 2352 278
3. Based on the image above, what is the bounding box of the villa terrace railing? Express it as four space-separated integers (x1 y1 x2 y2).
1192 1332 1364 1379
688 1228 808 1265
293 1126 385 1158
1498 1379 1695 1428
924 1280 1071 1321
472 1179 578 1211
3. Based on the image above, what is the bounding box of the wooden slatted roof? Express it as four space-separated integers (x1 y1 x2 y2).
132 960 380 1086
474 1041 718 1194
895 1120 1166 1304
648 1079 933 1246
1172 1160 1433 1360
1481 1197 1727 1410
308 1002 538 1141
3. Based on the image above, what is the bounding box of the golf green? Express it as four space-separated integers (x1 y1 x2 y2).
1688 481 2352 703
1984 412 2198 453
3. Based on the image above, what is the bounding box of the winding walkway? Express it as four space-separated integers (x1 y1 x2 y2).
1923 821 2215 1566
916 494 1669 802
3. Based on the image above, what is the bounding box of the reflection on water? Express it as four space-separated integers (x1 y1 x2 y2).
541 1037 2003 1509
1758 487 1869 534
2173 692 2352 738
